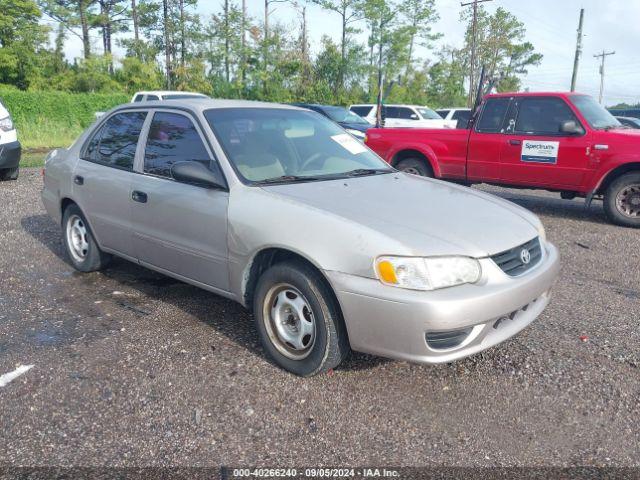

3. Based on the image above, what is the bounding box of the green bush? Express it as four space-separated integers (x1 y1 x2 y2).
0 86 129 148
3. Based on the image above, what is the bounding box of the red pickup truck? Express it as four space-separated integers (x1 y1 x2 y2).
365 92 640 227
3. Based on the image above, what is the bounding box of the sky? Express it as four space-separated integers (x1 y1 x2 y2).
55 0 640 107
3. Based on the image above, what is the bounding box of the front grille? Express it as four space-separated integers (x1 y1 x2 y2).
491 237 541 276
426 327 473 350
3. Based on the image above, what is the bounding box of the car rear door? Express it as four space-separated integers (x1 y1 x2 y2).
73 110 148 259
499 96 592 188
130 109 230 292
466 97 512 182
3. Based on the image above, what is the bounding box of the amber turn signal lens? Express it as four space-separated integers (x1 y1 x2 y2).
377 260 398 284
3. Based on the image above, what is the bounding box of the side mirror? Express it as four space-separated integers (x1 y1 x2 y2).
410 113 419 120
560 120 583 135
171 161 225 189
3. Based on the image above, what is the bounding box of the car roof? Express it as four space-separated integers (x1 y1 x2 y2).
134 91 208 97
485 91 587 99
115 98 305 113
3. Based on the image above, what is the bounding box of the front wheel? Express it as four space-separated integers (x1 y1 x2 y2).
253 261 350 376
603 172 640 228
396 158 433 177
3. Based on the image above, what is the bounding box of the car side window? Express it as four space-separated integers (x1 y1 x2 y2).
146 95 160 101
350 106 372 117
133 94 144 102
396 107 417 120
476 98 510 133
514 97 581 135
82 111 146 170
453 110 471 128
144 111 213 178
436 110 450 118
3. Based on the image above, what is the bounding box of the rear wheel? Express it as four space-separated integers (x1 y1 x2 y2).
253 260 350 376
62 204 112 271
0 167 19 181
604 172 640 228
396 158 433 177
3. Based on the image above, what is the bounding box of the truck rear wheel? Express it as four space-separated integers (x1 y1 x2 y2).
396 158 433 177
604 172 640 228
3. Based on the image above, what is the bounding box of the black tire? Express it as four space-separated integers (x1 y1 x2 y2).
253 260 350 376
396 157 433 177
0 166 19 181
62 204 112 272
603 172 640 228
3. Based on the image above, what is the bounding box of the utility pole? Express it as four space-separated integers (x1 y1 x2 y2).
461 0 493 107
570 8 584 91
594 50 615 104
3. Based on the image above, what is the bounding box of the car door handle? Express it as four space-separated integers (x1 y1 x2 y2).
131 191 148 203
74 175 84 185
508 139 522 146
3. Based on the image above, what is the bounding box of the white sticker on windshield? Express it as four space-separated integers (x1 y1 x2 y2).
521 140 559 164
331 133 368 155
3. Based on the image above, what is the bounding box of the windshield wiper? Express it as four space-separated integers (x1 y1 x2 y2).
257 175 326 184
343 168 392 177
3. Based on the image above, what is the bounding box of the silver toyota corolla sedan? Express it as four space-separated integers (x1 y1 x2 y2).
42 99 560 376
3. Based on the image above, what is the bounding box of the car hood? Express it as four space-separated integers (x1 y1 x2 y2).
262 173 540 258
338 121 369 132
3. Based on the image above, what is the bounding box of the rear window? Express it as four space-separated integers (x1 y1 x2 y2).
476 98 510 133
350 106 373 117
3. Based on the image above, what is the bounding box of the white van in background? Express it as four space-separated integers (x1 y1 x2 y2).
0 98 21 181
349 104 456 129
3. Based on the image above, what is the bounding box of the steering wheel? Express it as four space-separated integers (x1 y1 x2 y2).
300 152 326 172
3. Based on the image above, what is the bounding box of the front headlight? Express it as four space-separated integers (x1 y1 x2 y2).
0 116 14 132
537 223 546 243
375 256 481 291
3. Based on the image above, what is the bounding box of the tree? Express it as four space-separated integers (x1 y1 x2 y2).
0 0 50 88
310 0 362 91
399 0 440 78
38 0 97 59
460 6 542 103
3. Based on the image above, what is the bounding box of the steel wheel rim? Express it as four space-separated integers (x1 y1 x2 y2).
263 283 316 360
66 215 89 262
615 184 640 218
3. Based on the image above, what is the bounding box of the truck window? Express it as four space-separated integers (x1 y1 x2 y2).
515 97 580 135
476 98 510 133
436 109 450 118
395 107 418 119
452 110 471 128
350 106 373 117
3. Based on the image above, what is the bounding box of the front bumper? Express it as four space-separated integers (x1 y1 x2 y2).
326 241 560 364
0 140 21 169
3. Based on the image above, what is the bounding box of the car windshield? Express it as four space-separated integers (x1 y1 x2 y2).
321 106 369 125
570 95 621 129
205 108 392 184
417 107 442 120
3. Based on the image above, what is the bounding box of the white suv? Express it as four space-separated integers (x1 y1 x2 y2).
131 91 209 102
0 98 20 181
349 104 456 129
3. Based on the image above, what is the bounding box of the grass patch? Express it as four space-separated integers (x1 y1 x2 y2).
18 118 84 150
21 149 49 168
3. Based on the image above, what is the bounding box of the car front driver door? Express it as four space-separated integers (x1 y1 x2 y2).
499 96 592 188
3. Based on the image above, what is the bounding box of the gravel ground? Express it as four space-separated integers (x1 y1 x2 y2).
0 169 639 469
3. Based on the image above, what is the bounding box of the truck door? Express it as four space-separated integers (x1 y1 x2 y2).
499 96 591 188
466 96 512 182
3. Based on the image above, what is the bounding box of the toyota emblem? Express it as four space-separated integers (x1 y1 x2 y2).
520 248 531 265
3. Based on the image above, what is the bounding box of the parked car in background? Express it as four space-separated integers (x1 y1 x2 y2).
436 108 472 129
0 98 21 181
608 108 640 119
131 91 209 102
366 92 640 228
42 99 559 376
349 104 456 129
292 103 370 140
615 116 640 129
